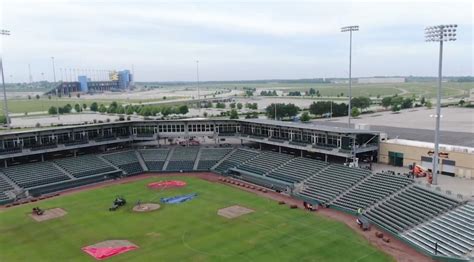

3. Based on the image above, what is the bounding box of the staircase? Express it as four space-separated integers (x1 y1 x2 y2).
193 147 203 171
51 162 76 180
210 148 237 170
135 151 148 172
162 147 176 171
0 171 21 190
328 173 374 205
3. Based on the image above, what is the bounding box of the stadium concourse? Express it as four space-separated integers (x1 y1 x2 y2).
0 119 472 261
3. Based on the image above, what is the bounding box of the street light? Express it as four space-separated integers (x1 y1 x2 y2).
341 25 359 128
51 57 56 82
425 24 457 185
1 29 11 127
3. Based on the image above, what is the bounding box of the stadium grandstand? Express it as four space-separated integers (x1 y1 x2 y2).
0 119 472 260
45 69 133 96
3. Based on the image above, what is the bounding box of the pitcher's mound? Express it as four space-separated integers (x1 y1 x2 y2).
218 205 254 219
133 203 160 212
82 240 138 260
29 208 67 222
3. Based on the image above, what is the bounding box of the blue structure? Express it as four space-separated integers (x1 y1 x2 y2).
118 70 132 89
78 75 88 92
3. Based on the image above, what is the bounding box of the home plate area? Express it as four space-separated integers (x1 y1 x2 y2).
217 205 254 219
29 208 67 222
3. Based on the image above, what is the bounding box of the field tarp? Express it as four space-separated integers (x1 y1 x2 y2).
148 180 187 189
82 246 137 260
161 193 197 204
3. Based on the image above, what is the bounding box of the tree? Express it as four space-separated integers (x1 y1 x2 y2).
35 94 40 100
163 96 167 100
216 102 226 109
48 106 58 115
351 96 371 111
425 100 433 109
308 88 316 96
245 90 254 97
117 106 125 114
82 103 87 110
76 93 81 98
300 112 310 122
392 104 401 113
90 102 99 112
62 104 72 114
459 99 465 106
237 103 243 110
351 107 361 117
178 105 189 114
401 97 414 109
265 103 300 119
27 95 31 100
420 96 426 105
74 103 81 113
98 104 107 113
48 95 51 100
203 112 208 117
230 103 236 109
126 106 134 115
229 109 239 119
381 97 392 109
0 115 7 124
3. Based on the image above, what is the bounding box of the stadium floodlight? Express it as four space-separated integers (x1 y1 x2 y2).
1 29 11 128
340 25 359 128
424 24 457 185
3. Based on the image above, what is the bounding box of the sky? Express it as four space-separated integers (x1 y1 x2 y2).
1 0 473 82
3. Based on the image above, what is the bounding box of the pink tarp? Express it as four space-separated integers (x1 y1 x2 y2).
82 246 137 260
148 180 187 189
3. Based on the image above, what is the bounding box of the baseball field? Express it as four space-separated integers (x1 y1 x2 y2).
0 175 394 261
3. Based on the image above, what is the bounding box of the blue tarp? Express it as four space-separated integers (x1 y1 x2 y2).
160 193 197 204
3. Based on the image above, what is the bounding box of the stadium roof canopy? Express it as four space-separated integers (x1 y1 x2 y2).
239 119 380 134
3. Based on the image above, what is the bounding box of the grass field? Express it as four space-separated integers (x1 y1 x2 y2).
0 176 393 262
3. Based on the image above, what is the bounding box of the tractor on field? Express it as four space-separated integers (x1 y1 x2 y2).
109 196 126 211
32 207 44 216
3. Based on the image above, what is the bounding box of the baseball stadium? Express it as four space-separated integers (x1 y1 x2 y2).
0 119 472 261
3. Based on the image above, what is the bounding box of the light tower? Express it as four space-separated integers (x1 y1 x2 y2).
196 60 200 112
1 29 11 127
341 25 359 128
51 57 56 82
425 24 457 185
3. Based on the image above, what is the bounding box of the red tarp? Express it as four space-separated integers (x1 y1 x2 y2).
82 246 137 260
148 180 187 189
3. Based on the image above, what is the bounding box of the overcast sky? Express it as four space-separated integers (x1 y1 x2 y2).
1 0 473 82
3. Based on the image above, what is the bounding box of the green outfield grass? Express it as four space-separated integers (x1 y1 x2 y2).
0 176 393 262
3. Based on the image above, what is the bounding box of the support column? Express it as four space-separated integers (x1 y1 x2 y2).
325 154 328 162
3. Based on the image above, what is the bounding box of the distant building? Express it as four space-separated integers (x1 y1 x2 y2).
469 89 474 103
357 77 406 84
46 69 133 96
118 70 132 89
